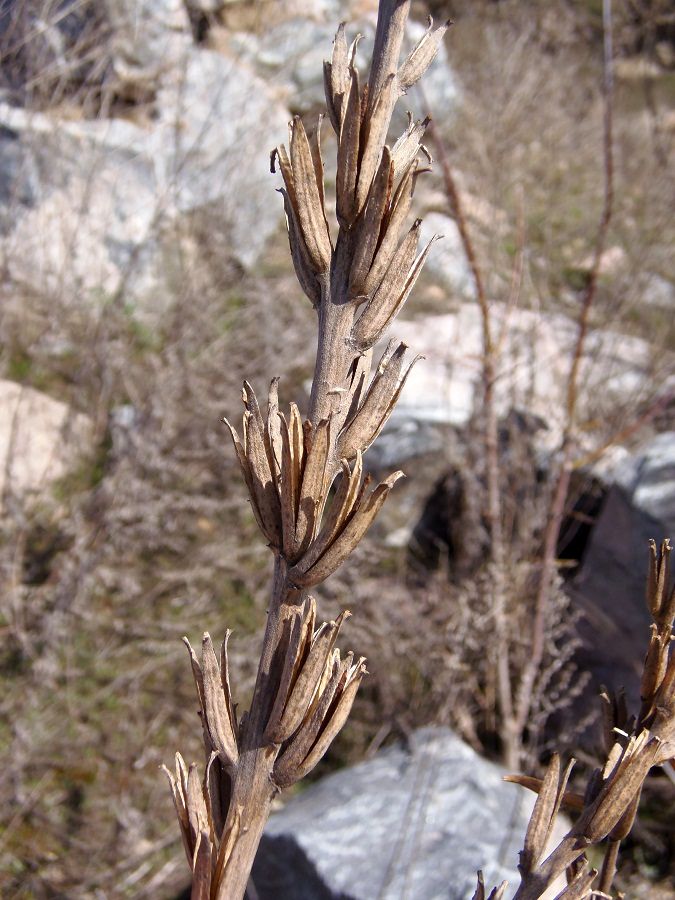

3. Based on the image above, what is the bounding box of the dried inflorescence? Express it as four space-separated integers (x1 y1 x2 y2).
223 377 405 583
494 539 675 900
165 4 448 897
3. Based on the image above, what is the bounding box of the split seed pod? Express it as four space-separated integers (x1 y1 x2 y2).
183 632 239 768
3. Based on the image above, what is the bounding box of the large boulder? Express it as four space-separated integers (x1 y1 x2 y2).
0 380 93 508
223 11 458 118
0 35 289 312
251 727 565 900
609 431 675 535
377 308 674 465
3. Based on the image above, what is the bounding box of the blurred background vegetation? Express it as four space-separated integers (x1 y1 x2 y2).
0 0 673 897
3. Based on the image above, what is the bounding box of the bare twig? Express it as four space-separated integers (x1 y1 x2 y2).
423 80 519 766
513 0 616 743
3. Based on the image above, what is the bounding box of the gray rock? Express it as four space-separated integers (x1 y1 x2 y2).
0 40 289 309
1 105 158 302
608 431 675 534
224 13 458 120
225 18 375 114
152 46 289 267
569 483 667 722
252 727 564 900
107 0 192 76
642 273 675 310
0 380 94 508
418 213 474 297
382 309 675 461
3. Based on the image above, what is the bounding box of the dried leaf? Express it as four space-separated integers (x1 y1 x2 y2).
244 415 282 548
398 17 451 93
267 378 282 481
646 538 660 618
219 631 238 746
356 74 396 213
330 23 350 113
520 755 561 873
364 160 417 296
641 626 669 710
294 656 367 780
391 115 430 179
340 351 372 428
279 411 300 559
274 652 344 788
290 117 332 272
272 612 348 742
351 221 422 351
349 146 394 296
201 633 239 767
336 67 361 226
576 734 660 842
264 606 306 741
289 471 403 587
297 453 365 575
191 830 212 898
652 539 671 622
323 61 339 132
204 752 227 842
553 865 597 900
295 418 331 555
186 763 209 850
281 188 321 307
355 229 440 351
338 341 420 459
504 773 585 812
212 805 242 895
471 871 486 900
183 636 206 713
223 417 268 538
161 760 193 867
310 115 327 222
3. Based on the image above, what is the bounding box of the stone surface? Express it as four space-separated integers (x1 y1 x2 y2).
0 39 289 308
606 431 675 535
224 12 458 118
0 380 94 507
252 727 565 900
107 0 192 75
382 308 674 460
418 213 474 298
224 18 375 114
569 483 667 722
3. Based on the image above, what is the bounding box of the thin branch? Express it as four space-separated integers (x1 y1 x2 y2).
514 0 615 739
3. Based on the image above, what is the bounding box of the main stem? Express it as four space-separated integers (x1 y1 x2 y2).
212 5 413 894
218 557 302 899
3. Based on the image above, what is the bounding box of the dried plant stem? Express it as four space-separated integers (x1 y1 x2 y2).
165 3 449 895
513 0 615 741
309 257 357 431
218 558 297 899
597 838 620 895
500 539 675 900
425 94 517 767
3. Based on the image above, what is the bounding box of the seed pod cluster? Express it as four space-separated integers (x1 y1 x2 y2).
573 730 661 844
500 539 675 900
162 752 242 898
263 597 368 788
225 378 403 587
